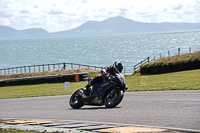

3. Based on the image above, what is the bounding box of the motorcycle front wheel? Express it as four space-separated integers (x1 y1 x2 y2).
69 90 84 109
104 89 124 108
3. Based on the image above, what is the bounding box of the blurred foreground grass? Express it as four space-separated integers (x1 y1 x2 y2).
0 128 39 133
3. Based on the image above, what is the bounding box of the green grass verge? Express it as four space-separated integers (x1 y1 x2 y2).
0 69 200 99
127 69 200 91
0 81 87 99
0 72 98 99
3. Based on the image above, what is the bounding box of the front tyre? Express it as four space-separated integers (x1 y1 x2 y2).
69 90 84 109
104 89 124 108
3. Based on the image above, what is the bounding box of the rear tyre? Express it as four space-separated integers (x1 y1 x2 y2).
104 89 124 108
69 90 84 109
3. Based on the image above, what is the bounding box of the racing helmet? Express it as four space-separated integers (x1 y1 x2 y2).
113 61 123 73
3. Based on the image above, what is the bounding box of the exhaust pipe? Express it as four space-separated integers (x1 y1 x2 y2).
78 90 89 99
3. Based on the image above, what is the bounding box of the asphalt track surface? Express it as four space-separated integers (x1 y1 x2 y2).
0 90 200 131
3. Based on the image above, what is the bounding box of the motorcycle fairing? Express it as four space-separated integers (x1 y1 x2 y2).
83 81 118 106
92 81 118 96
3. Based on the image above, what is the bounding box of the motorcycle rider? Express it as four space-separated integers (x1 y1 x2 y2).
79 61 123 98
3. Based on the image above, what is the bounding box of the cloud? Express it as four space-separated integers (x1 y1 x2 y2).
172 4 183 10
47 9 63 15
0 0 200 32
124 0 200 23
20 9 30 14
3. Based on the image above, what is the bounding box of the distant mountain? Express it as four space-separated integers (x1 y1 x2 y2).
1 16 200 39
53 16 200 37
0 26 49 39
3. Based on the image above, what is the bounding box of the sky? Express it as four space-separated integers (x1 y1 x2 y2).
1 0 200 32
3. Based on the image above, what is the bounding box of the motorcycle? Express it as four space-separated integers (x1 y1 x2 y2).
69 72 128 109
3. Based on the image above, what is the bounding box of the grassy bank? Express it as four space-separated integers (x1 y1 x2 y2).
143 51 200 68
141 51 200 74
0 68 97 80
1 69 200 99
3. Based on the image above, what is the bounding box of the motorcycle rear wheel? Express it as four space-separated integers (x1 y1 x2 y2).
69 90 84 109
104 89 124 108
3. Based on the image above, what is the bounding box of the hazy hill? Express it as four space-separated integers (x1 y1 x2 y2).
0 26 49 39
1 16 200 39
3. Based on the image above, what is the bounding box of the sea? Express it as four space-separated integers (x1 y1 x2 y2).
0 30 200 74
